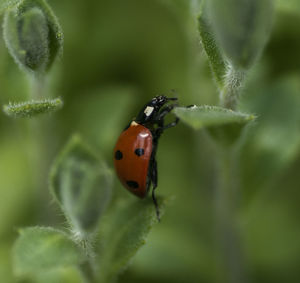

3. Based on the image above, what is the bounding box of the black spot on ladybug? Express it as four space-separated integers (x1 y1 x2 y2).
115 150 123 160
134 148 144 156
126 180 139 189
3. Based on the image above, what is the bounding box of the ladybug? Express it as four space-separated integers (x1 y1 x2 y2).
113 95 179 220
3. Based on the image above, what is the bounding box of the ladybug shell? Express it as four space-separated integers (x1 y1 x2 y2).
114 122 153 198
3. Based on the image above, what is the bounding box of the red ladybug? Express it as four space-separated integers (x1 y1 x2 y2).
114 95 179 220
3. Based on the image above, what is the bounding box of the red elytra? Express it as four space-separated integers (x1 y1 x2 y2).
114 122 153 198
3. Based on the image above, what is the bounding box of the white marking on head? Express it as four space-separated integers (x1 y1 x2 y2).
131 121 138 126
144 106 154 117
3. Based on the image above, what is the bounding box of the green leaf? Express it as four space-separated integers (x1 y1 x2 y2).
209 0 274 69
198 2 227 89
174 105 255 129
96 197 168 283
3 98 63 118
174 105 256 146
2 0 63 74
13 227 84 277
50 135 113 237
0 0 21 14
33 266 87 283
3 7 49 72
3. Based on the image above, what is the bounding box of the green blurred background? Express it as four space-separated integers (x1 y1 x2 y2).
1 0 300 282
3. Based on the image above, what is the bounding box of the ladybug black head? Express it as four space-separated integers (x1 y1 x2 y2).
150 95 177 108
135 95 178 125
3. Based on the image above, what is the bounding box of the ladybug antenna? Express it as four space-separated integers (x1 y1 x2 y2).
167 97 178 101
152 190 160 222
170 89 179 99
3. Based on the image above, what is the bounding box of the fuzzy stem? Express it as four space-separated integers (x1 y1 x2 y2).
76 236 96 282
28 75 57 224
214 146 247 283
31 74 46 99
220 65 245 110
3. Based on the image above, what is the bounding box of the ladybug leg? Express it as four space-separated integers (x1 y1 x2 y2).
162 117 179 130
157 104 176 120
156 116 179 132
156 104 179 130
151 158 160 221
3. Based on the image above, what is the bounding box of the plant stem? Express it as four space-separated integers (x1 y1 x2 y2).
31 74 46 99
214 146 247 283
80 258 96 283
77 236 96 283
28 75 57 224
220 65 245 110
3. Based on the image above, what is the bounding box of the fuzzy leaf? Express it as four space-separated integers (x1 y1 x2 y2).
174 105 256 146
209 0 274 69
198 3 227 89
3 98 63 118
2 0 63 74
33 266 87 283
0 0 21 14
97 197 168 283
3 7 49 72
50 135 113 236
174 105 255 129
13 227 84 277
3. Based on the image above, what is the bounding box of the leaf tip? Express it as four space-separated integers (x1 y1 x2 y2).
3 97 63 118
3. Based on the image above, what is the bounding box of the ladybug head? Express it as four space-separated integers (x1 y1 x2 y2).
135 95 178 124
150 95 177 108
